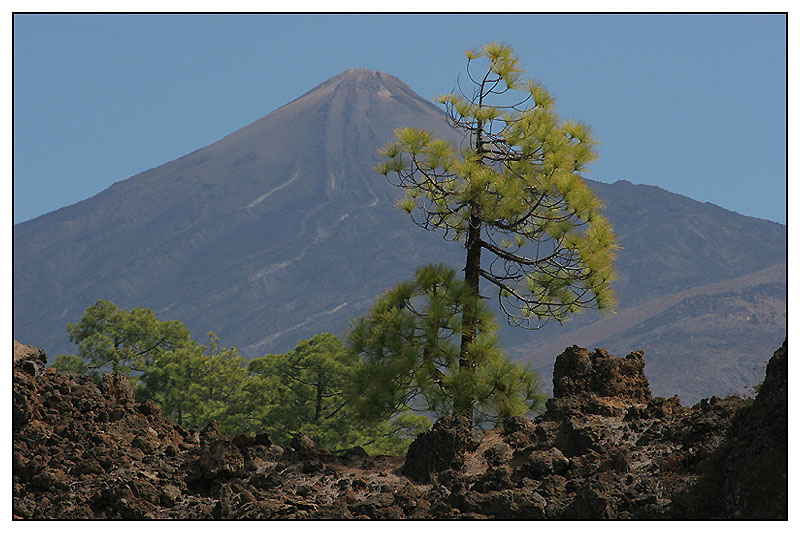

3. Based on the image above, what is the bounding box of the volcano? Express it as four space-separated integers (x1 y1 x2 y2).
13 68 786 403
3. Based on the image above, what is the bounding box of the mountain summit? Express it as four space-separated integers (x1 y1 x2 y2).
14 68 462 357
14 69 785 402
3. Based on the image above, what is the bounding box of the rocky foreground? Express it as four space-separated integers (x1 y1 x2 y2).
12 341 787 519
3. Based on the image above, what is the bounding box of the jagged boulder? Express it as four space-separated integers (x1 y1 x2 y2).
545 346 652 420
13 340 47 376
100 371 136 406
682 340 788 519
188 438 246 481
290 433 317 456
13 340 46 363
513 446 570 478
552 346 651 402
403 416 480 482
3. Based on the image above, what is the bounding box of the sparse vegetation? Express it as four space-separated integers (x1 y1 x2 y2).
54 300 429 453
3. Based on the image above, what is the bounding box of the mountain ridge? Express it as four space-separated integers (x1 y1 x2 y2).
13 68 786 403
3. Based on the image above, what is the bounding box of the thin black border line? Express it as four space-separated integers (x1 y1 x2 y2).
10 11 793 15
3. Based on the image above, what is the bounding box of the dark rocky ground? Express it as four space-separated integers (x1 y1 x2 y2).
12 340 787 520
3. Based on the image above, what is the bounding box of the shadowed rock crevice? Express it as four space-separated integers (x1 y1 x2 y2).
672 340 787 519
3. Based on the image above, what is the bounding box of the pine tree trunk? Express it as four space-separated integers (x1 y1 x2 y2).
456 110 487 420
462 111 485 361
460 215 482 362
457 214 482 418
314 373 323 422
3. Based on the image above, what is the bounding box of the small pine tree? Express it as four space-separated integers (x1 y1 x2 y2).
241 332 431 454
64 299 191 377
138 333 249 432
348 264 545 426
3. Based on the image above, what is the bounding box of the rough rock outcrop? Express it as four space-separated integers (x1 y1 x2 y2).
552 346 651 402
12 340 787 519
13 340 47 376
675 340 788 519
719 339 788 518
403 416 480 482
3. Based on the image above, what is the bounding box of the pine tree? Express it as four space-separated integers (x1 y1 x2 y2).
242 333 431 454
138 333 249 431
63 299 191 377
348 264 544 426
376 43 619 415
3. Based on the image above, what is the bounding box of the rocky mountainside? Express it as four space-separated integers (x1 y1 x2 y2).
12 340 787 519
13 68 786 402
517 262 786 404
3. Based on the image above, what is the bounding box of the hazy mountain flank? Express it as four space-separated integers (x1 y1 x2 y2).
515 263 785 404
13 68 786 404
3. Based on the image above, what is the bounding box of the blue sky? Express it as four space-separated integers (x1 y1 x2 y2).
13 13 787 224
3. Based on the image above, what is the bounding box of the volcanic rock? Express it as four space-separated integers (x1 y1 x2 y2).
403 415 480 482
674 340 788 519
563 346 649 400
100 371 136 406
13 340 47 376
12 340 787 519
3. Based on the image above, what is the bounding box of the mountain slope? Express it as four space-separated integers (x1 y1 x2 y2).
13 68 785 402
14 68 463 355
494 178 786 351
515 263 786 404
589 179 785 307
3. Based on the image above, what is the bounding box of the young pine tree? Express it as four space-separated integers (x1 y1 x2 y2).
242 332 431 454
347 264 545 426
138 333 249 432
59 299 191 379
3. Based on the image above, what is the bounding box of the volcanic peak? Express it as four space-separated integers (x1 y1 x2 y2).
290 67 421 107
